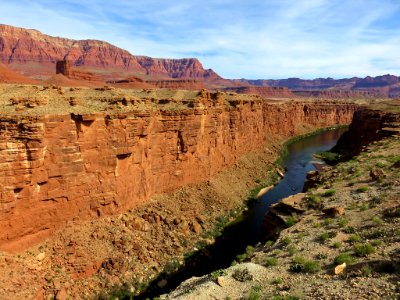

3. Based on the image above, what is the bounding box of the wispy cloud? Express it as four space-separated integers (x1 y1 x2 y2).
0 0 399 79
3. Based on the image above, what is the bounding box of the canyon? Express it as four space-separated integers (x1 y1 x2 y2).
0 22 398 300
0 86 358 252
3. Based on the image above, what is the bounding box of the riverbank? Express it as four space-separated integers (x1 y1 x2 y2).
161 114 400 299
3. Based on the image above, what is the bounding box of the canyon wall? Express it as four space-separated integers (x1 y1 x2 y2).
0 99 358 250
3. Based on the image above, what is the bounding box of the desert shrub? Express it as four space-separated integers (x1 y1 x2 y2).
324 218 334 226
322 189 336 197
337 218 348 227
357 240 375 253
371 240 383 247
210 269 227 281
361 265 372 276
371 216 383 225
349 234 362 243
360 203 369 211
332 241 342 249
307 194 321 208
264 257 278 267
282 236 292 246
354 243 375 257
287 245 297 256
232 268 253 282
318 232 330 243
271 277 283 285
357 186 369 193
290 256 320 273
342 226 356 234
286 216 297 227
334 253 356 265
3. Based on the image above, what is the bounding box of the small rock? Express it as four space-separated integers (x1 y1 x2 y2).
36 252 46 261
55 288 68 300
217 276 225 287
322 206 345 217
334 262 346 275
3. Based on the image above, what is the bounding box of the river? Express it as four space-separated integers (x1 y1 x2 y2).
136 127 346 299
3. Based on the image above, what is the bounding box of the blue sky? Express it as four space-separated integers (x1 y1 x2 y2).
1 0 399 79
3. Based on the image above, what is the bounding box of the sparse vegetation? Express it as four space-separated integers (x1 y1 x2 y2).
232 268 253 282
322 189 336 197
248 285 262 300
354 243 375 257
285 216 298 227
290 256 321 273
356 186 369 193
349 234 362 244
264 257 278 267
334 253 356 265
271 277 283 285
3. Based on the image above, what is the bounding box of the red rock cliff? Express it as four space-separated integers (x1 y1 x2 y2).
0 97 358 250
0 24 221 82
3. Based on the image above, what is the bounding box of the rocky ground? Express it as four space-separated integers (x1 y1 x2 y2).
162 135 400 300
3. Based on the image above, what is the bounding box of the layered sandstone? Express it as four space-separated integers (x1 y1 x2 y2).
332 108 400 158
55 60 103 83
224 86 295 98
146 79 205 90
0 87 358 250
0 24 221 83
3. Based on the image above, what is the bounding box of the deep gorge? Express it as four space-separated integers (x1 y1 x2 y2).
0 97 358 251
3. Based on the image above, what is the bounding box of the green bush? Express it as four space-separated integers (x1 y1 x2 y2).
322 189 336 197
357 186 369 193
264 257 278 267
248 285 261 300
286 216 297 227
337 218 348 227
324 218 334 226
232 268 253 282
349 234 362 243
210 269 227 281
332 241 342 249
354 243 375 257
307 194 321 208
290 256 321 273
334 253 356 265
287 245 297 256
271 277 283 285
318 232 330 243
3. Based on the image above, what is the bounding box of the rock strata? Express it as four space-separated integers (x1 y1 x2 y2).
0 89 357 250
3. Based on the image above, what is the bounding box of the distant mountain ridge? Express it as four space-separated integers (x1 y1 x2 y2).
0 24 223 83
236 75 400 97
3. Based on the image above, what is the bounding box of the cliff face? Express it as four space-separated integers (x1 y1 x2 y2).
0 97 358 250
0 24 221 81
332 108 400 158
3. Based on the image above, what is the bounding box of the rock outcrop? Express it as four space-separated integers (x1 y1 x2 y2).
55 60 103 83
0 95 358 250
332 108 400 158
